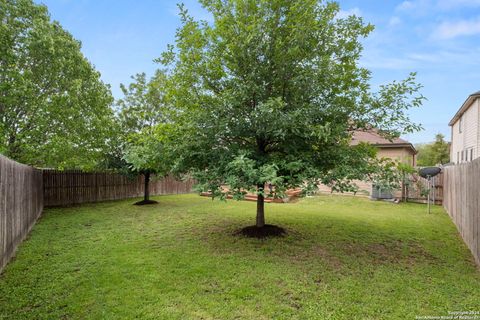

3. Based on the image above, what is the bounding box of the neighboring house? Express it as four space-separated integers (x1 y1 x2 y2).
318 130 417 197
351 130 417 166
449 91 480 164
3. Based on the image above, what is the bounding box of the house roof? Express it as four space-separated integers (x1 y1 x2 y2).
351 130 417 154
448 91 480 126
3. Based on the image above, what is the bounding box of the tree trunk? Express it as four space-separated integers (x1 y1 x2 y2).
7 133 20 160
256 183 265 228
144 172 150 201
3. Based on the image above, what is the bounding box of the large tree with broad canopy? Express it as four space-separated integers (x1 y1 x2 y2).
160 0 424 229
0 0 114 169
116 71 172 205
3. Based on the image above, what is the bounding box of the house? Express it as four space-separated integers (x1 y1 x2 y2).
317 130 417 196
350 130 417 166
449 91 480 164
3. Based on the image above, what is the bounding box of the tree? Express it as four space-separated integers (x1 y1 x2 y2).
0 0 114 169
161 0 424 230
117 71 171 205
117 72 169 136
123 129 170 205
416 134 450 166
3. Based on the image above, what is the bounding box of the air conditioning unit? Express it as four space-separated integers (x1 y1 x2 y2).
371 184 393 199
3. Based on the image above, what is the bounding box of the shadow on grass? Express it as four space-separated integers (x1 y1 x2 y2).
234 224 287 239
133 199 159 206
188 217 442 271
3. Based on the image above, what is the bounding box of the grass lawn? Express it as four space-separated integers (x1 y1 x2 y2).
0 194 479 319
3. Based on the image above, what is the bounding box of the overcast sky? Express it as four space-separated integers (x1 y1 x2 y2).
36 0 480 144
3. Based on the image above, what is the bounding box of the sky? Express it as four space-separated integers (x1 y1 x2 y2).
36 0 480 144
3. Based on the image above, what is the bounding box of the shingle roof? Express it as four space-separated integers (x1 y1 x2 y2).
350 129 416 153
350 130 409 145
449 91 480 126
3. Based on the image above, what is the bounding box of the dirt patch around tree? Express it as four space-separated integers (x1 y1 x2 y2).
133 200 159 205
235 224 287 239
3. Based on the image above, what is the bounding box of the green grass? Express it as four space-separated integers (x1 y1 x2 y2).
1 194 479 319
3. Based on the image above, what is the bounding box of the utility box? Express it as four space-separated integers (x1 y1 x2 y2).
371 184 393 199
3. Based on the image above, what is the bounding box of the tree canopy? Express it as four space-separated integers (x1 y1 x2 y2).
416 134 450 166
117 71 170 136
160 0 424 227
116 71 172 204
0 0 114 169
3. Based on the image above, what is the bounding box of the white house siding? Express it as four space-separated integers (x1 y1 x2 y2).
464 99 479 155
478 98 480 157
451 98 479 163
451 119 463 163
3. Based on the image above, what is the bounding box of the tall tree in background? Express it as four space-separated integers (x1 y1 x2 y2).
117 71 171 205
160 0 424 230
123 129 170 205
0 0 114 169
117 72 169 136
416 134 450 166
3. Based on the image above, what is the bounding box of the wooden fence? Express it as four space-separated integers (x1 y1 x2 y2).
0 155 43 273
0 157 195 272
317 172 444 204
443 159 480 266
43 170 195 207
406 172 443 204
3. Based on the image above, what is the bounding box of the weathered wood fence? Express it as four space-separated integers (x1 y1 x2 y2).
0 155 43 272
406 172 443 205
443 159 480 266
43 170 195 207
317 172 444 204
1 156 196 272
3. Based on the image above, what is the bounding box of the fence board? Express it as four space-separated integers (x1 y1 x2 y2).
405 172 443 204
43 171 195 207
443 158 480 266
0 155 43 273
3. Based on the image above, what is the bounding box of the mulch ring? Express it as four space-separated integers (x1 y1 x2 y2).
235 224 287 239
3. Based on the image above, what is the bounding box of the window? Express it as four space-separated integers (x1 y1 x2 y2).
471 149 474 161
457 152 460 163
459 116 463 133
461 150 464 162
